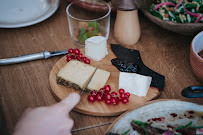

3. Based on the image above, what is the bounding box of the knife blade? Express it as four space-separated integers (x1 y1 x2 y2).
79 70 97 95
0 47 84 65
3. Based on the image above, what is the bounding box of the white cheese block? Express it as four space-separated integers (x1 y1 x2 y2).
87 68 110 90
119 72 152 97
57 60 96 89
85 36 108 61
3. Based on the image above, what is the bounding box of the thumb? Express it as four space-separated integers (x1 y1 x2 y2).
56 93 80 112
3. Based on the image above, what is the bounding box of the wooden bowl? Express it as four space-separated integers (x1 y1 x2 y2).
140 0 203 35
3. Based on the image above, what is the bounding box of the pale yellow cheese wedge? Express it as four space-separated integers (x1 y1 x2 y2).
57 60 96 90
87 68 110 90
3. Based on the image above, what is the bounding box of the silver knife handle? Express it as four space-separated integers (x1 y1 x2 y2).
0 51 51 65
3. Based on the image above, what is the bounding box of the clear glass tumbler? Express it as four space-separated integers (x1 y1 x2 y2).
66 0 111 45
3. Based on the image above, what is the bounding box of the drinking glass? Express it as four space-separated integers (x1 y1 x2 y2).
66 0 111 45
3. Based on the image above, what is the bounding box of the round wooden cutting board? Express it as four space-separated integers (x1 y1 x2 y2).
49 45 160 116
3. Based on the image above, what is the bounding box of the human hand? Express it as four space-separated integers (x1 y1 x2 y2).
13 93 80 135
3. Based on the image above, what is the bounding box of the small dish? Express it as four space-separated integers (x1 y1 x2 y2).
66 0 111 45
190 31 203 82
0 0 59 28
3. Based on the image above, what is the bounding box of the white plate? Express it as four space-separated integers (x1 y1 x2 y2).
107 100 203 135
0 0 59 28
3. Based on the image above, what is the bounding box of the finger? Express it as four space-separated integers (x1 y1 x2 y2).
25 108 33 113
58 93 80 112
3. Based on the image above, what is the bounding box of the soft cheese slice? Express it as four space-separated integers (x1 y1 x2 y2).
85 36 108 61
87 68 110 90
119 72 152 97
57 60 96 90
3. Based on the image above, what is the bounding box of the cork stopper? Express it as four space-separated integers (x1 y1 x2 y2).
111 0 143 11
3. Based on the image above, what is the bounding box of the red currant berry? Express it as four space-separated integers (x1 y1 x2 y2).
120 93 125 99
125 92 131 98
97 91 103 96
66 56 72 62
68 48 74 54
111 97 117 105
105 99 111 104
100 88 105 92
88 95 95 103
75 57 79 61
116 97 122 102
83 57 87 61
115 98 119 105
122 97 129 104
73 48 80 55
119 89 125 94
70 55 75 59
90 90 97 97
105 93 111 100
84 59 90 64
104 85 111 93
96 94 103 102
78 53 83 59
111 92 118 97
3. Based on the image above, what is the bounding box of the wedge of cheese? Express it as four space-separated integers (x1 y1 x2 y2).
57 60 96 90
119 72 152 97
87 68 110 91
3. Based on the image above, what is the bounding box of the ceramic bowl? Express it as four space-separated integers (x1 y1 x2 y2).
140 0 203 35
190 31 203 82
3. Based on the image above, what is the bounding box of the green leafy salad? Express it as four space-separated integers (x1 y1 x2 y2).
150 0 203 23
78 21 100 44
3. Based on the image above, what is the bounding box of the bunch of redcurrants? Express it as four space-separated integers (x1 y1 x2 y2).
87 85 130 105
67 48 90 64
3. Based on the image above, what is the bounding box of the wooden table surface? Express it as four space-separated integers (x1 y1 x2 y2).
0 1 202 135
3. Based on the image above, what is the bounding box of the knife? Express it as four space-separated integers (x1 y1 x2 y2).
79 70 97 95
0 47 84 65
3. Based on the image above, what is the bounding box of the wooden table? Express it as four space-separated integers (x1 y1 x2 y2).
0 1 202 135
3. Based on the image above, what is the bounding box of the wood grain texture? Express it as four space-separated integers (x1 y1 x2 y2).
49 46 159 116
0 0 202 135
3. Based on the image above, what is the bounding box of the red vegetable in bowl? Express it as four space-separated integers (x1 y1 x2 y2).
153 2 175 10
183 5 200 17
195 15 203 23
174 0 183 11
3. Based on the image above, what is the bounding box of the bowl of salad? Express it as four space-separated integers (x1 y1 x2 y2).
140 0 203 35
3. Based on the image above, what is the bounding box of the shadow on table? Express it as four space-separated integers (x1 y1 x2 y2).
0 107 9 135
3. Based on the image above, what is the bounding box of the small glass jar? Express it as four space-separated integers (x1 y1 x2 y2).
66 0 111 45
